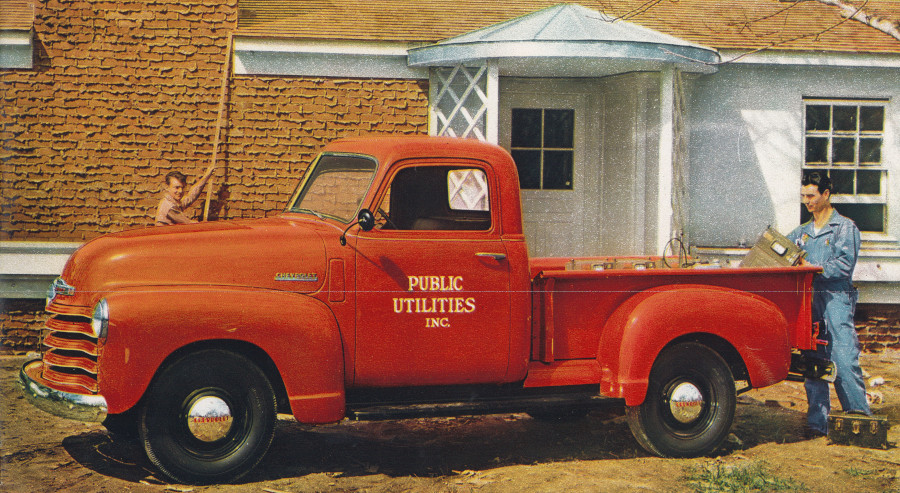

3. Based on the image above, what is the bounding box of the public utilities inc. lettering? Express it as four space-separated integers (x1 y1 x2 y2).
392 276 476 323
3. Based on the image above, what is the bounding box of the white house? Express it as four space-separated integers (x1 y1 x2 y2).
233 1 900 302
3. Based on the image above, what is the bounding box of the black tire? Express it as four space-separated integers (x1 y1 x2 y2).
139 349 276 485
626 342 735 457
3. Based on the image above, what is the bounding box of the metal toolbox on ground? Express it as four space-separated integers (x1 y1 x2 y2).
740 227 806 267
828 413 890 449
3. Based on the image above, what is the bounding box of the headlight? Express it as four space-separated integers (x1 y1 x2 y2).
91 299 109 339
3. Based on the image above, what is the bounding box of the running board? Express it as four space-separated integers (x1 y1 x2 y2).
347 394 621 421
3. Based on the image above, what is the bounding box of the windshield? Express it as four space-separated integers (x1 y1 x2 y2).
286 153 378 223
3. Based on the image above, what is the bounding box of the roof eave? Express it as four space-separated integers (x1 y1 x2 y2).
408 39 720 74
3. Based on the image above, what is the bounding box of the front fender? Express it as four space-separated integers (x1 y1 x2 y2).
99 286 345 423
598 285 790 406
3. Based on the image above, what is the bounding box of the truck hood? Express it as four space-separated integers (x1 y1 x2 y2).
59 217 329 301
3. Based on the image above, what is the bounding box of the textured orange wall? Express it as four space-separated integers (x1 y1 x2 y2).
1 0 429 241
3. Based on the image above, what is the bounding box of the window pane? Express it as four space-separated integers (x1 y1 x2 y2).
857 170 881 195
511 149 541 189
542 150 573 190
805 137 828 163
803 168 829 182
544 109 574 148
860 106 884 132
511 109 542 147
859 138 882 164
834 203 884 233
806 105 830 131
832 106 857 131
832 137 855 164
803 101 886 233
830 169 854 194
448 169 489 211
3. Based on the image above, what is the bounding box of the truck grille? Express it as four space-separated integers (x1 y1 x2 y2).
41 305 99 393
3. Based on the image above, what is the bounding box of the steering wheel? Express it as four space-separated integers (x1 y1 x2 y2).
377 208 398 230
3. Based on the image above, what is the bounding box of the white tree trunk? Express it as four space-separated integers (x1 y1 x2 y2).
811 0 900 41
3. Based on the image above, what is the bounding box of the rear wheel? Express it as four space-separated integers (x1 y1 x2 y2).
626 342 735 457
140 349 276 484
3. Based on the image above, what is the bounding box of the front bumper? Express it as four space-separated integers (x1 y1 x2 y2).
17 359 107 422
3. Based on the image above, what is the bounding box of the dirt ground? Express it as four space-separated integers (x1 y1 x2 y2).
2 351 898 493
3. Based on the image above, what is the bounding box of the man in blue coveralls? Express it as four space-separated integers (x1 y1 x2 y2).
787 171 870 437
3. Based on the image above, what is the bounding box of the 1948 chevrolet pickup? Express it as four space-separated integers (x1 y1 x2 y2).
21 136 824 484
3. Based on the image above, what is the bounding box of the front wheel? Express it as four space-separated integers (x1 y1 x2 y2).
140 349 276 484
626 342 736 457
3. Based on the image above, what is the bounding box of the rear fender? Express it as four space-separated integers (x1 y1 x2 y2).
598 285 790 406
98 286 345 423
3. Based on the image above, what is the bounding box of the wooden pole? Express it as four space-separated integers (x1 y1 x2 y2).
203 33 233 221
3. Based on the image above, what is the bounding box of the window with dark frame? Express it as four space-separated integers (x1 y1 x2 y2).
510 108 574 190
802 99 887 233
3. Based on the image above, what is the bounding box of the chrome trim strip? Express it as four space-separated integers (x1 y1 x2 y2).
17 359 107 423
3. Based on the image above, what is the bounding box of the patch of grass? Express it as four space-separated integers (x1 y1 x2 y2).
844 466 878 477
683 461 806 492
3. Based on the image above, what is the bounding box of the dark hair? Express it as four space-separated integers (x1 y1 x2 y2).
165 171 187 186
802 171 832 194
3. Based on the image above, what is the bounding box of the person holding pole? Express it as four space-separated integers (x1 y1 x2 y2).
154 164 216 226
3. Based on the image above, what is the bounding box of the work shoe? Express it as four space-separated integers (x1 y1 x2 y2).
803 426 827 439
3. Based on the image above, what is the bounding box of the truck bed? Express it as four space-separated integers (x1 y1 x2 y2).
526 256 819 394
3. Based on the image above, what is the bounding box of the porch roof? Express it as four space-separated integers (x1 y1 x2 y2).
407 4 720 75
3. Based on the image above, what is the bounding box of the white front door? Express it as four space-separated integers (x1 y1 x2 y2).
499 79 601 257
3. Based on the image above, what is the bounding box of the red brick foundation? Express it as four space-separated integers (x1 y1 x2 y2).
1 299 48 354
856 304 900 353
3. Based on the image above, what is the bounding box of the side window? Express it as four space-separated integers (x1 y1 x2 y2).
802 99 887 233
377 166 491 231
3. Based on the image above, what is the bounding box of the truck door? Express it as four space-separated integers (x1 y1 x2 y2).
354 162 511 387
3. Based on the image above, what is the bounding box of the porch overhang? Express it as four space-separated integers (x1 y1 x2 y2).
407 4 720 76
409 39 719 76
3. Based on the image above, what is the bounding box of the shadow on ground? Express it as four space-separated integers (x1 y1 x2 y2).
60 399 816 485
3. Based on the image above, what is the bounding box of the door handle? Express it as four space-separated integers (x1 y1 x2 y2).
476 252 506 261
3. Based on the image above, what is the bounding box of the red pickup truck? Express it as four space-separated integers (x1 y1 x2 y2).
21 136 822 484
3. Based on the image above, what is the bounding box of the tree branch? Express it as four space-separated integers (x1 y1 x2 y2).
800 0 900 41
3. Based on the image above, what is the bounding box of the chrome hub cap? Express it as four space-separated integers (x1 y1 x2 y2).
668 381 705 424
186 395 233 442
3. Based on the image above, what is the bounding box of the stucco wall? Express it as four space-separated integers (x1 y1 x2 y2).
686 63 899 247
1 0 429 242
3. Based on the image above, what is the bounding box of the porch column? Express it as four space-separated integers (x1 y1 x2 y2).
485 62 499 144
656 66 675 255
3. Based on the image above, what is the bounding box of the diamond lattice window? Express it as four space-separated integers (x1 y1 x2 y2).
432 65 488 140
448 169 489 211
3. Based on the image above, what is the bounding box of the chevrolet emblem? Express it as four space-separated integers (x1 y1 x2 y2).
274 273 318 282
